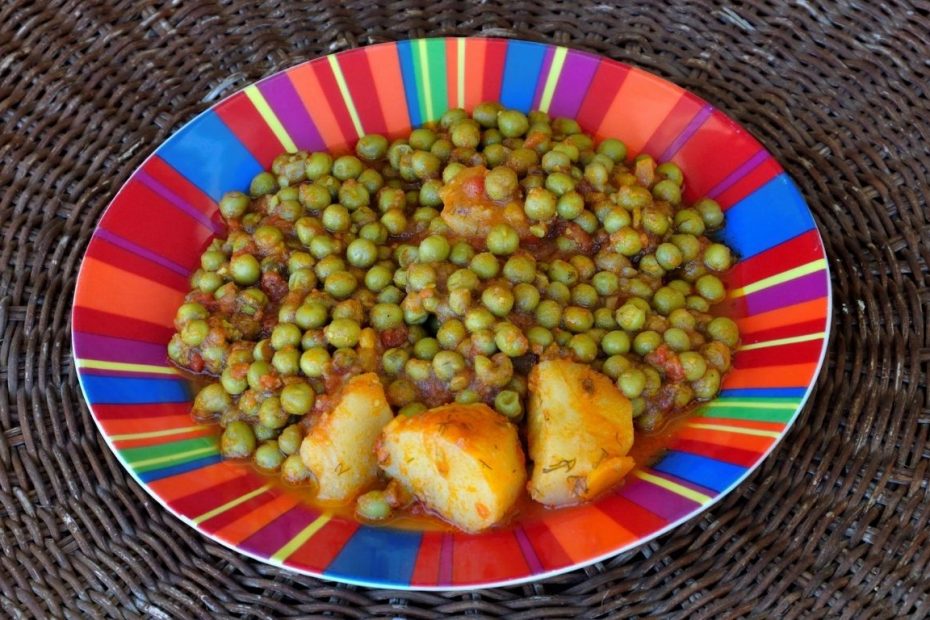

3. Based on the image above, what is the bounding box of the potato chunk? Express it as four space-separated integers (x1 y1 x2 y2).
439 166 531 238
527 360 635 506
300 373 393 502
377 403 526 532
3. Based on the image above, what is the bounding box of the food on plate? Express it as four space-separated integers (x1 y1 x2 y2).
377 403 525 532
168 101 739 531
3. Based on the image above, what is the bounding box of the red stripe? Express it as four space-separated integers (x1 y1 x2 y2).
734 339 823 369
595 493 667 536
100 180 213 269
481 39 507 102
410 531 443 586
198 488 279 532
725 229 824 289
72 307 175 344
640 92 703 158
674 111 762 201
671 439 761 467
742 318 826 343
339 49 388 136
445 39 459 110
144 157 221 227
91 402 192 421
86 236 189 293
312 60 359 142
170 474 258 519
717 157 782 209
575 60 630 133
214 92 286 167
289 517 359 572
452 529 527 584
520 519 574 571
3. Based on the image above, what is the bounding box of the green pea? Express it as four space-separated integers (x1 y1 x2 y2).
470 252 500 279
633 330 662 356
250 171 277 196
484 166 518 201
482 284 515 317
656 162 683 185
368 303 402 330
670 234 700 262
179 319 208 347
495 109 527 137
545 171 576 196
294 302 327 330
495 323 528 357
613 227 643 257
707 317 739 347
219 191 250 220
330 155 361 180
272 348 300 376
380 348 408 376
253 339 274 362
488 390 521 421
524 187 557 221
220 364 248 395
341 238 376 269
693 368 722 399
679 351 708 381
653 286 687 315
695 197 724 228
411 337 438 361
250 440 282 471
597 138 627 162
618 368 646 398
465 307 496 332
575 210 599 234
430 350 465 381
378 285 404 305
562 306 594 333
355 134 388 161
450 119 481 148
435 319 466 350
584 162 609 190
415 235 449 263
527 326 553 348
663 327 691 352
445 268 477 292
687 295 710 312
553 191 581 220
324 271 358 299
487 224 520 255
280 453 310 483
221 421 256 458
571 283 599 308
542 150 571 173
601 207 631 233
229 254 259 285
403 357 431 381
513 283 540 313
602 354 632 379
448 241 475 266
548 259 578 285
268 323 299 350
616 185 652 210
319 204 348 233
406 263 437 291
615 303 646 331
589 272 617 298
702 341 732 372
258 397 288 430
303 152 332 180
696 275 726 303
356 490 392 521
703 243 732 272
653 243 682 271
652 179 681 205
193 383 230 416
593 307 616 330
601 330 631 355
281 382 316 415
471 329 498 355
472 101 502 127
535 299 562 329
565 333 596 362
325 318 361 348
675 209 706 235
553 328 572 347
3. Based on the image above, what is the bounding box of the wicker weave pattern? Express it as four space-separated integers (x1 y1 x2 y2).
1 1 927 617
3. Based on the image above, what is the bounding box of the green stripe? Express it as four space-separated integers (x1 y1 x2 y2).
425 38 448 122
413 40 429 124
697 403 798 423
122 436 219 471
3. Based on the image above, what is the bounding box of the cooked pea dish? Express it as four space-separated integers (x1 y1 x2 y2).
168 102 739 532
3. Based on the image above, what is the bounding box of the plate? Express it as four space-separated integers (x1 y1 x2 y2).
72 37 831 590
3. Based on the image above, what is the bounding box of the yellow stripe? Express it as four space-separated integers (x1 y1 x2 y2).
417 39 433 121
111 425 208 442
538 47 568 113
635 471 712 504
327 55 364 137
269 513 332 563
739 332 825 351
729 259 826 298
456 38 466 109
706 401 798 410
192 484 273 525
129 445 217 469
689 423 782 439
76 359 179 375
243 85 297 153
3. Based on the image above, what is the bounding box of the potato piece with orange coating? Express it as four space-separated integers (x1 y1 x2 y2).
527 360 635 506
439 166 531 238
300 373 393 502
377 403 526 532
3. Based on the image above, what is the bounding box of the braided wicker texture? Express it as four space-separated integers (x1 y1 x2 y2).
1 1 927 617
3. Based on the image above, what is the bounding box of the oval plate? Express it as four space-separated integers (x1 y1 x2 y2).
72 37 831 590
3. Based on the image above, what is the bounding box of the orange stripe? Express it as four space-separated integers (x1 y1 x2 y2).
723 363 818 389
540 503 636 563
212 493 300 545
149 461 245 502
100 414 199 436
463 38 487 109
696 417 786 432
368 43 411 139
677 426 775 453
289 62 349 151
736 298 828 335
596 68 683 154
75 257 185 327
445 38 459 112
113 427 216 449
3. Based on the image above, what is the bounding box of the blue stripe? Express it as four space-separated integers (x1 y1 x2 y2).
156 110 262 202
137 454 222 483
80 374 191 405
719 174 814 259
396 40 421 128
654 451 747 493
326 526 421 586
500 41 548 112
719 387 807 399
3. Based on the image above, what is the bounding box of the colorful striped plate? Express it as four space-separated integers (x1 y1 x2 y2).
72 38 831 590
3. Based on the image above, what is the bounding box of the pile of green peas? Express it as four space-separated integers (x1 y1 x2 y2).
168 100 740 493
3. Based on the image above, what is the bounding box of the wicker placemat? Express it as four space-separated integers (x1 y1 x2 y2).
2 1 926 617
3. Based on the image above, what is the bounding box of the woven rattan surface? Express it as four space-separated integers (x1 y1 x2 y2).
1 1 928 617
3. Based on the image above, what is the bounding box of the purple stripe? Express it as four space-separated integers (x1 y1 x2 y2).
743 271 828 315
240 505 320 557
548 51 601 119
708 149 770 198
258 74 325 151
644 468 718 497
135 170 222 234
437 533 453 586
94 229 190 277
514 527 543 574
660 104 714 161
620 479 700 522
531 47 556 109
74 331 170 366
